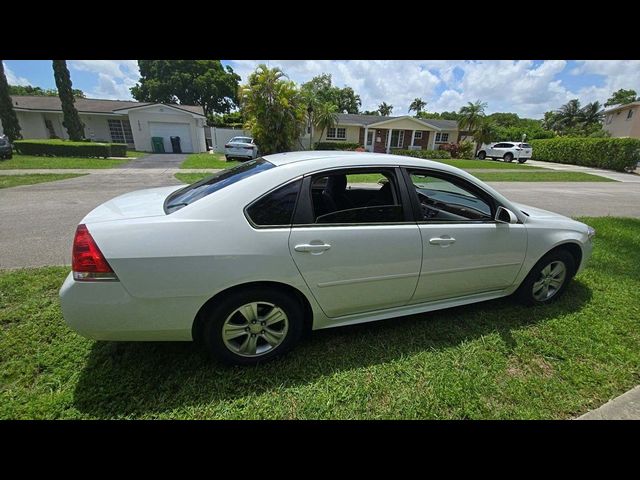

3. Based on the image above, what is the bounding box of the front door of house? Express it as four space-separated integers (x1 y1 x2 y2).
366 130 374 152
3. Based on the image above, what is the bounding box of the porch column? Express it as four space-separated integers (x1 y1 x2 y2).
429 131 437 150
386 128 392 154
410 130 416 149
364 126 369 151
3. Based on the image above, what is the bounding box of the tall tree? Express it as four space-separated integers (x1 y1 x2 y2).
378 102 393 116
9 84 84 98
605 88 638 107
300 74 361 113
579 101 604 126
0 61 22 141
409 98 427 115
554 99 581 131
131 60 240 117
473 119 498 153
458 100 487 139
239 64 305 155
313 102 339 146
52 60 84 141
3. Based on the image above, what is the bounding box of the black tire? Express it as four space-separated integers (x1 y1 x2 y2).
477 151 486 160
504 152 514 163
202 287 304 365
515 249 576 306
225 155 231 161
517 158 527 164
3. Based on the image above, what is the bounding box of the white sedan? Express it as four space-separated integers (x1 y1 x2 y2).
224 136 258 161
60 151 595 365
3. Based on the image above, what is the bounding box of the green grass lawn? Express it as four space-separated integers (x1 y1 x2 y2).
1 217 639 419
0 154 128 170
475 171 614 182
181 153 241 169
126 150 146 158
0 174 85 189
432 158 543 170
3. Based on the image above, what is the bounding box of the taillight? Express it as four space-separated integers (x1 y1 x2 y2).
72 224 118 281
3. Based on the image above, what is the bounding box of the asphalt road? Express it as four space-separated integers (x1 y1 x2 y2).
1 172 639 269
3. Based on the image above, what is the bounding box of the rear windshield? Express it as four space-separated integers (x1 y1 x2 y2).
519 143 532 148
164 158 274 213
231 137 252 143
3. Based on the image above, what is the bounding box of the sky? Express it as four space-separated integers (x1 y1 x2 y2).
4 60 640 119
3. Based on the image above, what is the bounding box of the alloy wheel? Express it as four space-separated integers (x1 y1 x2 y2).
532 261 567 301
221 302 289 357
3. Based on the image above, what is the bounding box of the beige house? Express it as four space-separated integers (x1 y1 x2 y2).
301 113 461 153
0 95 208 153
603 101 640 138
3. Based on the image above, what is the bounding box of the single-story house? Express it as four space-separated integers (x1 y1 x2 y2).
0 95 208 153
304 113 462 153
603 101 640 139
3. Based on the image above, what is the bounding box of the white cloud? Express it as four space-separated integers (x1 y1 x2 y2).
3 62 31 86
69 60 140 100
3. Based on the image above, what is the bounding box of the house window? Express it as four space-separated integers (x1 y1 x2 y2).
108 119 134 144
435 132 449 143
327 127 346 140
627 110 634 120
414 131 423 139
390 130 404 148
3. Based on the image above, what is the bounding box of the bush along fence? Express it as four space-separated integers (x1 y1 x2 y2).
530 137 640 172
13 139 128 158
394 149 452 160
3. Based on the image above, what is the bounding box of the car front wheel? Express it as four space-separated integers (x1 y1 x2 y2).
202 287 304 365
515 249 576 305
477 151 486 159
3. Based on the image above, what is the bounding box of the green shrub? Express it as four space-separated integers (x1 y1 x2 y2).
393 149 452 159
529 137 640 172
314 142 361 151
13 139 127 158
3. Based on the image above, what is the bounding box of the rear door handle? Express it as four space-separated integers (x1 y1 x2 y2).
429 236 456 246
294 243 332 253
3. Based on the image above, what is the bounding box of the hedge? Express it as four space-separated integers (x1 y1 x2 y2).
314 142 361 151
13 139 128 158
529 137 640 172
393 149 452 160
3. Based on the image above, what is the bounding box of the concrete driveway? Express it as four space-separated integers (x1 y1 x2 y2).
118 153 187 169
1 169 639 269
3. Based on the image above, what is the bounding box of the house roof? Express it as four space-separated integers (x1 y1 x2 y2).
603 101 640 114
9 95 205 116
336 113 458 130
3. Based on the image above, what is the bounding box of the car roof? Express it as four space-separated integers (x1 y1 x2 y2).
264 151 464 173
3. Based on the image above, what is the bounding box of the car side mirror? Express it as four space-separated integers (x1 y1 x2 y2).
495 206 518 224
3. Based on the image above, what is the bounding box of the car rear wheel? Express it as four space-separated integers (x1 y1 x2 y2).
477 151 486 159
202 287 304 365
517 158 528 164
515 249 576 305
504 153 514 162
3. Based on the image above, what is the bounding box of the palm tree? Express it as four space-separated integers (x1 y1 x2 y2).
579 101 604 126
473 119 498 154
378 102 393 117
313 102 339 146
458 100 487 140
409 98 427 115
554 99 581 130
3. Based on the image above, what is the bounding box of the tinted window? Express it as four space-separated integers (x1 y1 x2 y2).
520 143 531 148
165 158 273 213
308 169 403 224
408 170 493 221
246 179 302 226
0 139 6 146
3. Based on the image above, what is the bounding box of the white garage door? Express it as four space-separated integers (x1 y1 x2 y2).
149 122 194 153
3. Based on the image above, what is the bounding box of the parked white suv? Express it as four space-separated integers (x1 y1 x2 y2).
477 142 533 163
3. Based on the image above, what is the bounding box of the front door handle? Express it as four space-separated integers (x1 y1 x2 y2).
294 243 332 253
429 236 456 246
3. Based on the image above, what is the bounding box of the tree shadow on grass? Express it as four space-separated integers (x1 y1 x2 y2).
73 281 592 418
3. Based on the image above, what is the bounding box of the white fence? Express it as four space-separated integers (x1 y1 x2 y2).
207 127 252 153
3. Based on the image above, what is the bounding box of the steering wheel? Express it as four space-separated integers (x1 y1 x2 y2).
417 191 439 219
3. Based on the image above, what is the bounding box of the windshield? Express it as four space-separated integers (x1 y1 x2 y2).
165 158 274 213
231 137 252 144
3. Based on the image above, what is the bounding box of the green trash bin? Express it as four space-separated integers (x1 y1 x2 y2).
151 137 165 153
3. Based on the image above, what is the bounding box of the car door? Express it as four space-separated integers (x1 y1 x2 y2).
402 168 527 303
489 143 506 158
288 167 422 318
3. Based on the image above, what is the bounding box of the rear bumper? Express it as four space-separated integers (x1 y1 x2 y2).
59 272 199 341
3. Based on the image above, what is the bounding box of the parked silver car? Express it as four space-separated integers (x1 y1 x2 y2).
0 135 12 160
224 136 258 161
477 142 532 163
